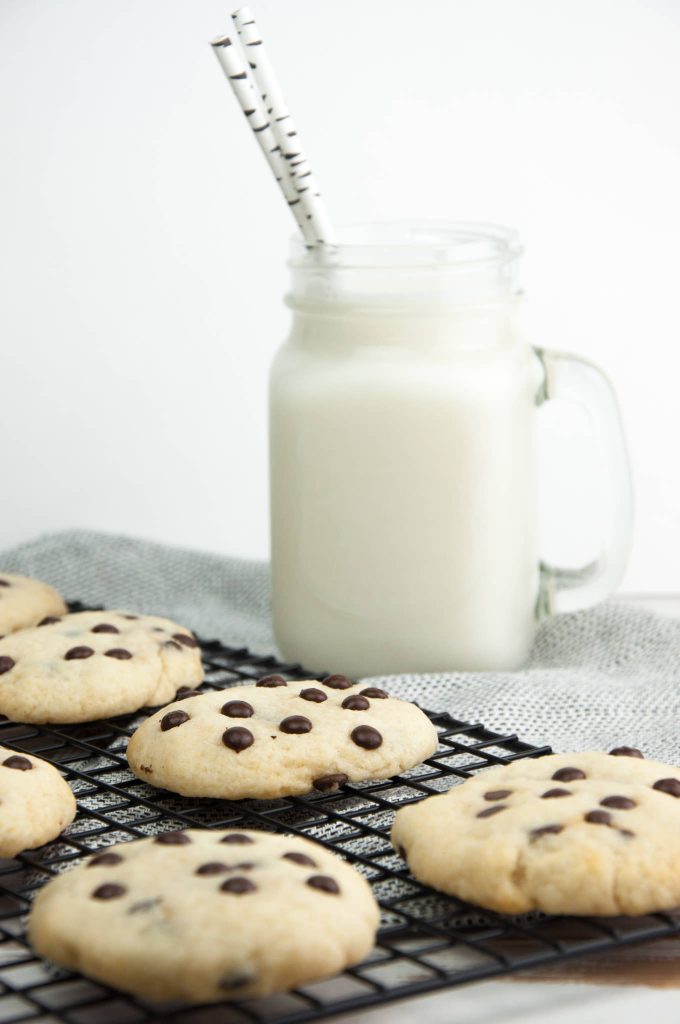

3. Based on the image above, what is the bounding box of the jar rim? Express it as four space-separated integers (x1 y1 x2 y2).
289 220 522 271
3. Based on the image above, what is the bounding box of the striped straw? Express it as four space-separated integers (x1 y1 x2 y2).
231 7 336 246
211 35 316 244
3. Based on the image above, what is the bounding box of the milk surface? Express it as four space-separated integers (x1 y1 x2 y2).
270 305 544 676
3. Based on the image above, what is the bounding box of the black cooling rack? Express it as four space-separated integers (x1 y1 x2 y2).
1 617 680 1024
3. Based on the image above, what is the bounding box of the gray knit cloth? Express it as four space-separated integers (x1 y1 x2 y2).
2 530 679 761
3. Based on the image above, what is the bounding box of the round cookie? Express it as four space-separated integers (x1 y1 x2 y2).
0 745 76 858
0 611 203 724
127 676 438 798
28 828 379 1002
392 749 680 917
0 573 66 637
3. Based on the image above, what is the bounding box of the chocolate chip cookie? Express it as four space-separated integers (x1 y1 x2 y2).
0 611 203 723
28 828 379 1001
0 744 76 858
127 676 438 798
0 573 66 637
392 749 680 916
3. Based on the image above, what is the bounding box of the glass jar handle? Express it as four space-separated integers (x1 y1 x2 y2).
535 348 633 616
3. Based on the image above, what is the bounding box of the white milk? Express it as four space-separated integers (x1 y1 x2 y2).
271 308 542 675
269 224 630 677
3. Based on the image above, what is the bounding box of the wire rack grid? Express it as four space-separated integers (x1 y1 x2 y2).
1 618 680 1024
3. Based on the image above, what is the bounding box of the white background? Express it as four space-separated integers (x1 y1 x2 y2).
1 0 678 591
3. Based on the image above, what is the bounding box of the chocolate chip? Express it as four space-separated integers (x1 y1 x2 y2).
306 874 340 894
154 831 191 845
541 788 572 799
38 616 60 626
312 773 349 792
530 824 564 840
223 726 254 752
256 675 287 687
0 656 15 675
220 876 257 894
173 633 198 648
351 725 382 749
282 852 317 867
92 883 126 900
160 710 189 731
322 674 354 689
220 833 254 844
175 688 202 700
280 715 313 734
484 789 512 801
585 810 612 825
360 687 388 699
65 646 94 660
221 700 254 719
619 828 635 838
232 861 255 870
600 795 636 810
123 614 139 620
163 640 182 651
476 805 506 818
2 755 32 771
92 624 119 634
0 579 9 587
610 746 644 758
398 845 407 859
105 648 133 660
196 862 231 875
653 778 680 798
551 767 586 782
88 852 124 867
341 695 370 711
299 687 327 703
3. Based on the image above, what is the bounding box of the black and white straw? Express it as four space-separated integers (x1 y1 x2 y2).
230 6 336 246
211 33 315 243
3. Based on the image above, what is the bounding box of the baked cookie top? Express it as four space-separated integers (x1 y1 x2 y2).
0 573 66 636
0 611 203 724
28 828 379 1003
392 748 680 916
127 675 438 798
0 744 76 858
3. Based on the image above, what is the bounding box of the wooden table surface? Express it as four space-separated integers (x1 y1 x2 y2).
336 595 680 1024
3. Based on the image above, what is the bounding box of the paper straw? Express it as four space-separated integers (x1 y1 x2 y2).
232 7 336 246
211 35 316 243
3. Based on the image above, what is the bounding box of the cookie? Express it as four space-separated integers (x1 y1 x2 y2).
0 745 76 858
127 676 438 799
0 611 203 724
0 573 66 637
392 749 680 916
28 828 379 1002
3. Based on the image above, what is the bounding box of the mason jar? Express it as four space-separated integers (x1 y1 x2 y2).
269 223 632 676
